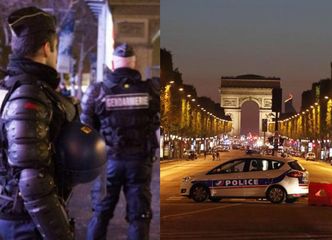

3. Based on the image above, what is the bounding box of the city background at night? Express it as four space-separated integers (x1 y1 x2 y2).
161 0 332 111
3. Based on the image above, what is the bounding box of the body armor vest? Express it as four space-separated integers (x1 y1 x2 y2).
98 79 154 157
0 74 74 219
0 75 42 219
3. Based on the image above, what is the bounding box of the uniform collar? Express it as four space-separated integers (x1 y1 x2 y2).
104 67 142 88
6 56 60 89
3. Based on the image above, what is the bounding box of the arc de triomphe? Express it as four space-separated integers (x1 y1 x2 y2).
220 74 281 136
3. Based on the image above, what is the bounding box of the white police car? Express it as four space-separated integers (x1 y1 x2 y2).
180 156 309 204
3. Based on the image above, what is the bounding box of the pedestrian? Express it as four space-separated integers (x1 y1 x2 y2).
81 43 160 240
216 151 220 160
0 7 102 239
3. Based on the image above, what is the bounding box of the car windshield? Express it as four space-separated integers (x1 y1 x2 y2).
288 160 306 171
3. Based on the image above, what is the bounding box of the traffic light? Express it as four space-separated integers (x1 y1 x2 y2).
262 119 268 132
272 88 282 112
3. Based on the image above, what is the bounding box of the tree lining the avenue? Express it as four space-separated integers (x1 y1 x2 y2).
269 78 332 157
161 48 232 140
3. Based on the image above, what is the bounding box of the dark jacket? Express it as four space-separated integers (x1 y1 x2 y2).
80 67 160 160
0 57 75 240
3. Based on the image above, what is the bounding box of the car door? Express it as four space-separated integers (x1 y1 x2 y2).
242 158 284 197
208 159 248 197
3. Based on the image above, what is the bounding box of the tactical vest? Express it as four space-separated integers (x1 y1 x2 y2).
0 75 37 219
0 74 76 219
97 79 155 158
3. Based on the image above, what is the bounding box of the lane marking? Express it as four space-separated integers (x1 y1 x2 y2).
161 203 242 219
166 196 186 201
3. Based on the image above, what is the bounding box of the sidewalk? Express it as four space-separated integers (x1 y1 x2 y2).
160 155 211 164
68 160 160 240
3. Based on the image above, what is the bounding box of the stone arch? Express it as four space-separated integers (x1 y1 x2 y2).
219 74 281 136
239 97 262 108
241 101 260 136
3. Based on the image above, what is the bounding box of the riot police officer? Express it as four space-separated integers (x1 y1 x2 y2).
81 43 160 240
0 7 98 240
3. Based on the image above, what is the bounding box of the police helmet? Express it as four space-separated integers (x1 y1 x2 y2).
113 43 135 57
55 121 107 186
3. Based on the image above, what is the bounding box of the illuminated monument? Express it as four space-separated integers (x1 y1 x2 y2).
219 74 281 136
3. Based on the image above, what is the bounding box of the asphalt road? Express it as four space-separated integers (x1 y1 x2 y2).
160 151 332 240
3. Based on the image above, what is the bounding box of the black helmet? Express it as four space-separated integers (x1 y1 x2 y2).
55 121 107 186
113 43 135 57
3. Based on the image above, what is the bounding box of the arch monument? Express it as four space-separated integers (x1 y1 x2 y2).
219 74 281 136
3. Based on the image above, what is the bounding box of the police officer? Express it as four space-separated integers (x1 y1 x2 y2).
81 43 160 240
0 7 77 240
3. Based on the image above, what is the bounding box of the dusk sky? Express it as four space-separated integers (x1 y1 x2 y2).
161 0 332 112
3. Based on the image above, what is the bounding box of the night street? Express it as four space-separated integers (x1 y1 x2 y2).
160 151 332 240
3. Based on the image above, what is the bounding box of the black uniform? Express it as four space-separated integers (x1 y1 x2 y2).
0 56 76 240
81 67 159 240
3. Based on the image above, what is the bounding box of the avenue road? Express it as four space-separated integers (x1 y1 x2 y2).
161 150 332 240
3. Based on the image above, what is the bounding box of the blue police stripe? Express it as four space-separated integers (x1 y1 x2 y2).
258 171 288 185
192 171 289 188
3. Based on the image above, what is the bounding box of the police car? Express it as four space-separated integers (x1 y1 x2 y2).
180 156 309 204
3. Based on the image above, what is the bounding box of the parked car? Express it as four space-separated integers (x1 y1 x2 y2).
180 156 309 204
305 152 316 161
213 145 230 152
184 150 198 160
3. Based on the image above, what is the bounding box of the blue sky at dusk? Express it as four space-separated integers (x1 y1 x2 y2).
161 0 332 111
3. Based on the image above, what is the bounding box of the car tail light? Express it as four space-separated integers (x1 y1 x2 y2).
287 171 303 178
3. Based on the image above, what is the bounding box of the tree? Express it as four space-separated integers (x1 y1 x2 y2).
0 0 97 97
70 2 97 99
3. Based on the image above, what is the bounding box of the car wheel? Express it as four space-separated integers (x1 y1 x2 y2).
209 196 222 202
285 197 298 204
267 186 286 204
191 184 209 202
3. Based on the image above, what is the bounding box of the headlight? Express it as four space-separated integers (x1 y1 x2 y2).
182 176 192 182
